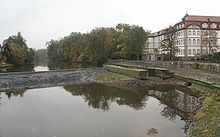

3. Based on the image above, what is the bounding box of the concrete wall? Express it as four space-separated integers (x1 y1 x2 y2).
0 68 104 91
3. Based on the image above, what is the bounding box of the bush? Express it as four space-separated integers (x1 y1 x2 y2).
192 62 200 69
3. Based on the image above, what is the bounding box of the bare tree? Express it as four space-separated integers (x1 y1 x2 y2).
160 26 179 62
201 29 219 54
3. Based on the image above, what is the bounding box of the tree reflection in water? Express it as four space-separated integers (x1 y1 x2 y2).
48 61 96 70
64 83 149 110
64 83 199 122
5 90 26 99
0 92 1 106
0 64 34 73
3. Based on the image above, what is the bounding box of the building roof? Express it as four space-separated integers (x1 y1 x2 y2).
148 14 220 38
185 15 220 22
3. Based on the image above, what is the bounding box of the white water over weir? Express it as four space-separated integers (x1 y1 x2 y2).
0 67 104 91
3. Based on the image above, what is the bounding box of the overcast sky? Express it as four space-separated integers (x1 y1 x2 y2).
0 0 220 49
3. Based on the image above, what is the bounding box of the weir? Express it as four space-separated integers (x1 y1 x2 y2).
0 67 104 91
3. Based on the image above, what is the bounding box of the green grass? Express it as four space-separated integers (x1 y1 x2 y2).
96 71 134 83
104 65 148 79
189 84 220 137
191 94 220 137
147 76 162 81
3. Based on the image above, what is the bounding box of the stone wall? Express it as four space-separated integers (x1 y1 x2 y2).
153 61 220 73
182 61 220 72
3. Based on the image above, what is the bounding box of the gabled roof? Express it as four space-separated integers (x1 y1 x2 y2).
185 15 220 22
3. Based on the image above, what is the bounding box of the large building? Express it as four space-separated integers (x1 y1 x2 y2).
144 14 220 61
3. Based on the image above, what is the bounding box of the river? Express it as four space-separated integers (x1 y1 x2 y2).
0 65 199 137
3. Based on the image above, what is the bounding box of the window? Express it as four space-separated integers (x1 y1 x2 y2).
193 49 196 55
211 23 217 29
188 39 191 45
193 30 196 35
197 39 200 45
193 39 196 45
197 30 200 35
180 49 183 55
189 49 191 55
202 23 208 28
188 30 191 35
197 49 200 54
192 24 196 28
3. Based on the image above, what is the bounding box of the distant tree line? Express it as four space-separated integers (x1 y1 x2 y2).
34 49 48 63
47 24 148 66
2 32 35 65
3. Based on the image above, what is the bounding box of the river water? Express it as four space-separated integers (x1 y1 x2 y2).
0 78 198 137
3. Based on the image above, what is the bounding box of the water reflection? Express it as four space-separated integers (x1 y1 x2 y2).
0 84 199 137
0 62 95 73
64 84 198 120
0 64 34 73
5 90 26 99
48 61 96 70
0 92 1 106
64 84 149 110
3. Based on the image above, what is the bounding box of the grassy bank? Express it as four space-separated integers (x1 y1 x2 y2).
104 65 148 79
96 71 135 83
189 84 220 137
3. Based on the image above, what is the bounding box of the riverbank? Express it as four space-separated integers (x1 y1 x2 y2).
107 60 220 137
0 64 219 136
188 84 220 137
96 70 177 88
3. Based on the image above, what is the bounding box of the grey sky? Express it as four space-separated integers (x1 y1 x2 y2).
0 0 220 49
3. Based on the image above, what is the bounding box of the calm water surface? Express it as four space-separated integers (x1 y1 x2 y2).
0 84 198 137
0 63 93 73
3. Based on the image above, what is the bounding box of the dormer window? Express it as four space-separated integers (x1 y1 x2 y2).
211 23 217 28
192 24 197 28
202 23 208 28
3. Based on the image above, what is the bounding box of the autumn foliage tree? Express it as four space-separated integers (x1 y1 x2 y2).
2 32 35 65
47 24 147 66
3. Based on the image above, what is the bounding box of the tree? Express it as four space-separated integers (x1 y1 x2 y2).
115 24 147 60
46 24 147 66
160 26 179 62
8 44 26 65
34 49 48 63
2 32 34 65
0 44 3 63
201 29 219 54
